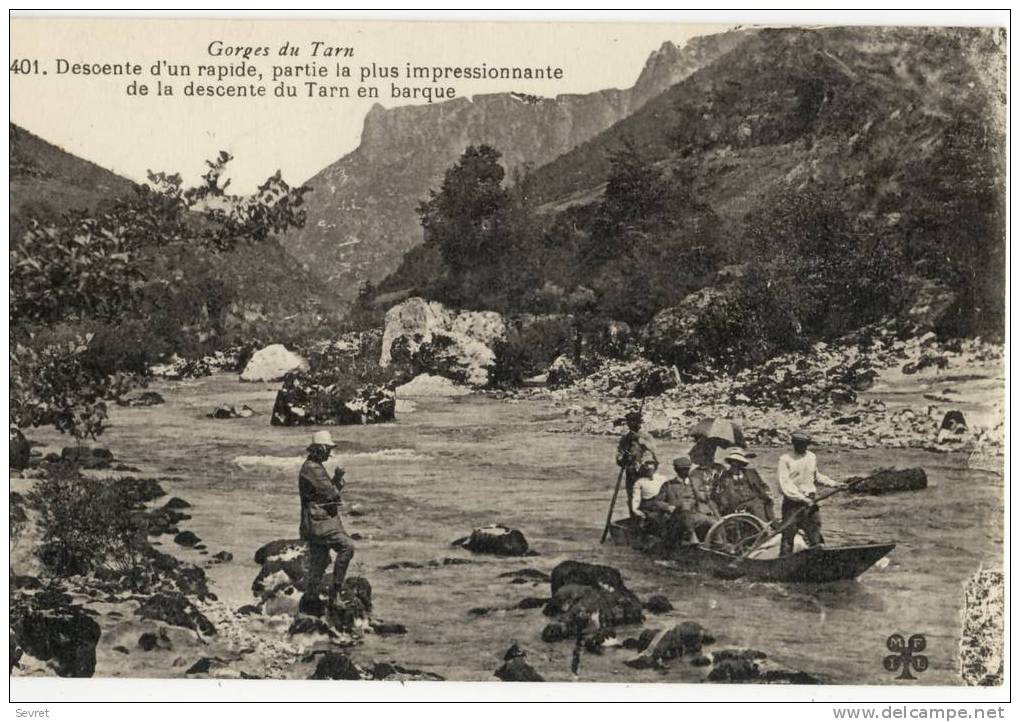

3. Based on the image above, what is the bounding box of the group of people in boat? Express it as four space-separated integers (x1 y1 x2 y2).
616 410 841 555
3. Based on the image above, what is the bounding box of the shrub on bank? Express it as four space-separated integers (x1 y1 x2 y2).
28 464 148 583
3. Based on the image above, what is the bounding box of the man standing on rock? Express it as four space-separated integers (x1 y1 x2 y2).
616 411 658 514
298 430 355 616
777 431 842 556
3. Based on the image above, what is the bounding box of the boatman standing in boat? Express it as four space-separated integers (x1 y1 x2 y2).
616 410 658 515
298 430 356 616
776 430 842 556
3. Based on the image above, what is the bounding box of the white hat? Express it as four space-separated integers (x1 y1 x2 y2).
311 430 336 448
724 448 749 465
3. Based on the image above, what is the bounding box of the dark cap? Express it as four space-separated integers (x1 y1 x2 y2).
672 455 692 469
791 430 812 444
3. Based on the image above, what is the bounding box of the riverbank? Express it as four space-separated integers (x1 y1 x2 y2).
510 335 1004 463
10 374 1004 683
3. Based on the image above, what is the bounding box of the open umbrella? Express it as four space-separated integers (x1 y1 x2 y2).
689 417 746 447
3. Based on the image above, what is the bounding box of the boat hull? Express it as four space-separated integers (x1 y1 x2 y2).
609 520 894 583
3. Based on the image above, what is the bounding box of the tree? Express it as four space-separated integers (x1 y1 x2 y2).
418 145 510 276
10 153 310 440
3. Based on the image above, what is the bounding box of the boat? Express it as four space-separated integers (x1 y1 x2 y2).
608 517 895 584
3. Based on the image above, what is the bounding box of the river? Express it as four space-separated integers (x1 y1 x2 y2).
26 373 1003 683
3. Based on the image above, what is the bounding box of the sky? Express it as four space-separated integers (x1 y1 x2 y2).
10 18 733 193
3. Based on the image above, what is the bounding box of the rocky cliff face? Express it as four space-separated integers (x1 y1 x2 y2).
281 30 753 306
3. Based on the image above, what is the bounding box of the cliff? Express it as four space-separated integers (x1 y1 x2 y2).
280 30 753 305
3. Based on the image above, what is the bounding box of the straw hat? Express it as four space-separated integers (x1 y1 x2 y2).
311 430 337 448
724 448 749 465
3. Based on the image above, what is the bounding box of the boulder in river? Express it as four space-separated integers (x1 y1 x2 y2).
136 592 216 636
208 404 256 419
150 354 211 380
494 644 544 682
847 468 927 495
381 297 506 386
395 373 471 398
116 390 165 407
544 561 644 632
309 651 362 680
240 344 308 382
625 622 714 669
271 376 395 427
453 525 531 557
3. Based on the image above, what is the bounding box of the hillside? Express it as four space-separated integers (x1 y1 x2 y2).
281 29 754 306
530 26 1006 222
367 24 1005 368
9 123 342 348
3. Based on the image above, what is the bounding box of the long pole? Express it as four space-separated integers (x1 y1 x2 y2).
600 467 626 544
734 476 867 561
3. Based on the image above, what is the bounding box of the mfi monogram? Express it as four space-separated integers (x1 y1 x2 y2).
884 634 928 680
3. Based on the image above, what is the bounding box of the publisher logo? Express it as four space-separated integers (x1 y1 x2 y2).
883 633 928 680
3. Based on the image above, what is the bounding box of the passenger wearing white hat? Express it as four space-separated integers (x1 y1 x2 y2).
710 447 776 523
298 429 355 615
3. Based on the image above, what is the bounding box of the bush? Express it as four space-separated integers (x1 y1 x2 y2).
28 464 148 583
489 316 573 388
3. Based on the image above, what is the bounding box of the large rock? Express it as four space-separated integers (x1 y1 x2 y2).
626 622 713 669
847 468 927 495
381 297 506 386
453 525 531 557
544 561 643 632
116 390 165 407
546 355 580 389
494 644 544 682
11 593 102 677
60 446 114 470
961 568 1004 686
643 286 734 367
136 592 216 636
251 538 375 631
240 344 308 382
271 377 395 426
395 373 471 398
10 427 30 470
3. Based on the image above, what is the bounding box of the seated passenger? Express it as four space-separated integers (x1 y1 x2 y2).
629 460 666 522
711 448 777 523
655 455 719 544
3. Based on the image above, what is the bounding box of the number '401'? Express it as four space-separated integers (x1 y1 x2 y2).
10 59 41 74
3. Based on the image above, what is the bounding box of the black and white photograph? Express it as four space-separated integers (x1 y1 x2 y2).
7 10 1008 706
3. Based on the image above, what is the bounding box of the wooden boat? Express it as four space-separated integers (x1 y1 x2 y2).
609 517 895 584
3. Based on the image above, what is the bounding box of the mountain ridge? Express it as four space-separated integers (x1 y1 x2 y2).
281 29 755 305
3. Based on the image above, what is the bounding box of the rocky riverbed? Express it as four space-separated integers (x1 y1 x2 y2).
515 334 1004 463
10 372 1003 683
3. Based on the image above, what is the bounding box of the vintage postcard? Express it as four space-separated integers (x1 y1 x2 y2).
7 10 1008 707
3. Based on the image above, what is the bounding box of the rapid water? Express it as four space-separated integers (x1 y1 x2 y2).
27 374 1003 683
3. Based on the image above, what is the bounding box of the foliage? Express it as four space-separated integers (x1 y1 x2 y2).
742 184 908 340
28 464 148 582
10 153 311 440
489 317 574 388
10 335 136 440
302 332 407 402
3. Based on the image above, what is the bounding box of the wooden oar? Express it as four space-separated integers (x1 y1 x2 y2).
731 477 867 563
600 467 626 544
